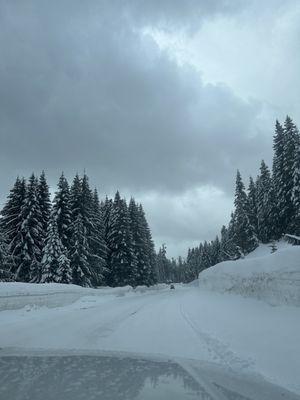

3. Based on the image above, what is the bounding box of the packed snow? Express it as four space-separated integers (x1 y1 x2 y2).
199 241 300 306
0 242 300 396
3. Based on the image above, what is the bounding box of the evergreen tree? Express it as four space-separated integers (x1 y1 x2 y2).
247 176 258 235
40 214 71 283
107 192 137 287
68 174 94 286
89 188 107 286
69 173 82 222
0 230 13 281
128 198 147 286
233 171 258 256
11 174 44 282
138 204 157 285
38 171 51 243
272 120 285 234
156 244 171 283
278 117 300 232
291 140 300 234
52 173 71 249
257 161 278 242
69 214 93 287
129 199 157 286
101 196 113 243
0 177 27 249
201 241 212 269
210 236 221 266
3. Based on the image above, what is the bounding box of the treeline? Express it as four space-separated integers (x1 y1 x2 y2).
180 116 300 281
0 173 157 287
1 116 299 286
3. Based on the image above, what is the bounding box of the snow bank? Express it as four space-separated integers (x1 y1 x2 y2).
198 244 300 306
0 282 170 311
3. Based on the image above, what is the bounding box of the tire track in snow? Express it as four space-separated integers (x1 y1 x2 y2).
179 301 254 372
86 296 155 344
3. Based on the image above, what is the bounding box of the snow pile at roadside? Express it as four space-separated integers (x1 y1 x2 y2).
198 243 300 306
0 282 169 311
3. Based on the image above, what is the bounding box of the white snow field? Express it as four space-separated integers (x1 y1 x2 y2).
0 243 300 396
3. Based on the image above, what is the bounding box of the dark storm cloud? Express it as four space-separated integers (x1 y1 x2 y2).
1 0 297 255
0 0 268 197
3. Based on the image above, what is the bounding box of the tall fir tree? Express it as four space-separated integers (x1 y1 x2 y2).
11 174 44 282
40 214 72 283
0 177 27 250
128 198 152 286
52 173 72 249
101 196 113 243
89 188 107 286
247 176 258 236
0 229 12 281
257 160 278 242
277 116 300 232
233 170 258 256
38 171 51 244
272 120 285 234
69 213 93 287
156 244 171 283
68 174 94 286
291 140 300 234
138 204 157 285
107 192 137 287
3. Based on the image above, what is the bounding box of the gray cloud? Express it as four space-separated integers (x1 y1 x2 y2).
0 0 298 255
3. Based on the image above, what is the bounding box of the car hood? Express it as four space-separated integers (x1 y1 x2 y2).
0 348 298 400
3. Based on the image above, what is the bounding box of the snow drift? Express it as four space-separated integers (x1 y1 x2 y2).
0 282 170 311
198 243 300 306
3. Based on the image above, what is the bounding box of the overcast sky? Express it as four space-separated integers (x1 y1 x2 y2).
0 0 299 257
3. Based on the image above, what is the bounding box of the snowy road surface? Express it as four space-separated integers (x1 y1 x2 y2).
0 284 300 395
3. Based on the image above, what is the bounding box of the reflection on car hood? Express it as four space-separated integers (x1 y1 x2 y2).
0 348 298 400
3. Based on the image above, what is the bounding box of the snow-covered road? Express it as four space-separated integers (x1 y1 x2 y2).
0 284 299 395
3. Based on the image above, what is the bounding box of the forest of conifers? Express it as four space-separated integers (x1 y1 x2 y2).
0 116 299 286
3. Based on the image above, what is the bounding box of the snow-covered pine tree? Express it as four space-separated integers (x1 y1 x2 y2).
52 173 72 249
40 214 72 283
290 139 300 234
210 236 221 266
89 188 107 286
69 214 93 287
257 160 278 242
69 173 82 219
0 229 13 281
201 241 212 269
279 116 300 232
156 244 171 283
272 120 285 235
101 196 113 238
137 204 157 285
107 192 137 287
233 170 258 256
38 171 51 244
186 247 197 280
68 174 94 287
227 212 241 259
0 177 27 254
101 196 113 284
11 174 44 282
220 221 236 261
220 225 230 261
128 198 150 286
247 176 258 236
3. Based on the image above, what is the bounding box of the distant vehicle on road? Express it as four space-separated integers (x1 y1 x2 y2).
170 284 175 290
